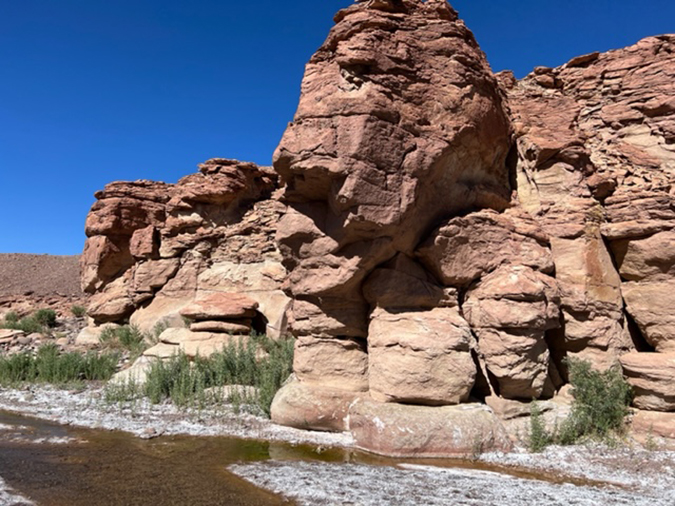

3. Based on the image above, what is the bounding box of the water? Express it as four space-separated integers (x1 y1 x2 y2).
0 411 292 505
0 410 612 505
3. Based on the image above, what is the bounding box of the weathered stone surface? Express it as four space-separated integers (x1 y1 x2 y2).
463 265 560 399
0 329 24 341
274 0 512 339
143 342 179 359
417 210 554 288
180 334 237 358
363 254 456 309
270 377 361 432
75 323 119 346
180 293 259 321
196 260 291 338
620 352 675 411
80 235 134 293
129 295 192 335
129 225 157 259
82 159 285 339
367 307 476 405
610 231 675 282
631 410 675 449
622 282 675 352
505 37 675 370
87 276 134 323
348 400 512 457
85 180 171 238
110 356 154 385
294 336 369 392
132 259 180 294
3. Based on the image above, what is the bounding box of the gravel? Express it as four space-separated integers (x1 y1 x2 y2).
0 254 82 297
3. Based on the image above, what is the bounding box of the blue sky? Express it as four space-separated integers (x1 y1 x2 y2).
1 0 673 255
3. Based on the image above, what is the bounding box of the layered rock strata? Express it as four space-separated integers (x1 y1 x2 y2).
80 159 291 350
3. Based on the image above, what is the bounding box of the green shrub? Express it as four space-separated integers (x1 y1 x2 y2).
1 315 45 334
529 401 552 452
557 358 632 444
0 344 119 385
34 309 57 328
107 333 295 417
100 325 147 355
71 305 87 318
526 358 632 452
4 312 19 324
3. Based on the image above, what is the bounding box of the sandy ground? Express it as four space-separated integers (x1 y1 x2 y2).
1 385 674 506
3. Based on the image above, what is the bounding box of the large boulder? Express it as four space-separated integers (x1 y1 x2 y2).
270 377 362 432
348 399 512 457
367 306 476 405
463 265 560 399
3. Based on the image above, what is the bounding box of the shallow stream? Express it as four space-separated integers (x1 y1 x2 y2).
0 410 626 505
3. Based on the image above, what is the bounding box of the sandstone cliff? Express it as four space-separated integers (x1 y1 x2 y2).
80 0 675 456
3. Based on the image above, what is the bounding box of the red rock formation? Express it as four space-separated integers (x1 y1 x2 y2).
80 159 290 338
81 0 675 455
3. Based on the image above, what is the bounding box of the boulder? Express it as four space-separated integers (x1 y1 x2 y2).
367 307 476 405
348 400 512 457
75 323 119 346
417 210 554 288
294 336 369 392
622 282 675 352
270 377 361 432
463 265 560 399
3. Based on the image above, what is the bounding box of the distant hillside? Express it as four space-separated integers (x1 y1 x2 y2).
0 254 82 296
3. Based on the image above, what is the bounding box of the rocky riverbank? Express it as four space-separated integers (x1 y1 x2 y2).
1 385 674 506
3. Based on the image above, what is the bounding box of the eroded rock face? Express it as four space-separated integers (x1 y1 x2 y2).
82 1 675 450
274 0 512 342
620 352 675 411
81 159 291 338
506 36 674 413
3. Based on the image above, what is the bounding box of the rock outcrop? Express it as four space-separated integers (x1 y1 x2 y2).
80 159 291 346
81 0 675 455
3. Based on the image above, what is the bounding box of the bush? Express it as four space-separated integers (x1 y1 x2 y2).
107 333 295 417
1 315 45 334
527 358 632 451
0 344 119 385
557 358 632 444
71 305 87 318
100 325 147 355
529 402 552 452
4 312 19 324
34 309 57 328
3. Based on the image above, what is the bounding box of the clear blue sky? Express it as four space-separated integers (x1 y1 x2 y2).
1 0 673 255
